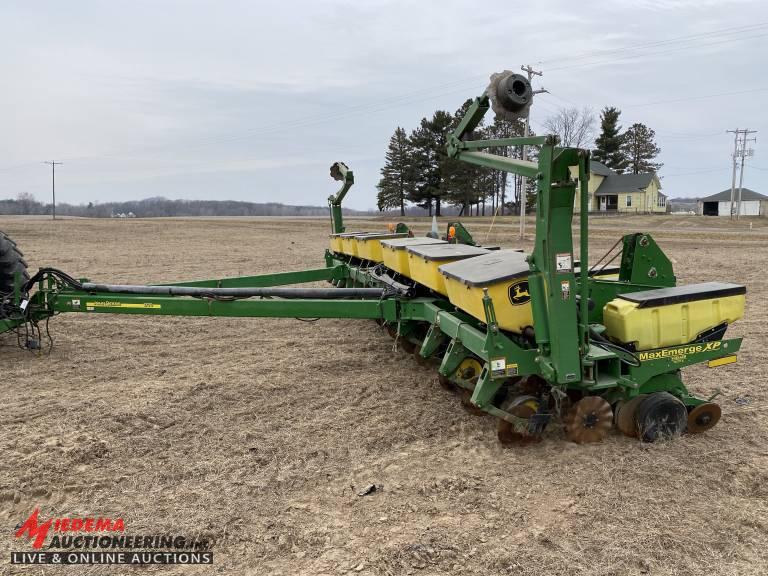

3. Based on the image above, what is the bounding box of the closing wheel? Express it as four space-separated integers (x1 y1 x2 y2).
497 395 543 445
564 396 613 444
437 373 454 391
635 392 688 442
687 402 722 434
399 338 417 354
460 389 485 416
615 394 648 438
413 347 430 366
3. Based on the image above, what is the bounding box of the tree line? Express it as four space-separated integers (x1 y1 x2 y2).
0 194 368 218
377 102 662 216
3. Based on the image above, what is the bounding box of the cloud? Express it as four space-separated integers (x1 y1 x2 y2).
0 0 765 208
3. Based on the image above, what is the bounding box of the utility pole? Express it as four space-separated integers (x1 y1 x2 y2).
519 64 546 239
42 161 63 220
737 133 756 220
726 129 756 219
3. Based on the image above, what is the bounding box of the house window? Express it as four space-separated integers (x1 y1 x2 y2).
657 196 666 207
626 195 632 207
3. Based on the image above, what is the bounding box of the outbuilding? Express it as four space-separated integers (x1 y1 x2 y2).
698 188 768 217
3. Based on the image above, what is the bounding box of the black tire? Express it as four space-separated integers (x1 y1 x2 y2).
635 392 687 442
0 232 29 296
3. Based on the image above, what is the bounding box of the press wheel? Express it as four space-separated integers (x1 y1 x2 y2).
456 358 482 383
615 394 648 438
564 396 613 444
497 395 543 445
635 392 688 442
687 402 722 434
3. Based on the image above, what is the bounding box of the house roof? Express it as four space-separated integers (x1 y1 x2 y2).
594 172 657 196
699 188 767 202
590 161 616 177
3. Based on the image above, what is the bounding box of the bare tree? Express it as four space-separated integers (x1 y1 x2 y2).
543 106 596 149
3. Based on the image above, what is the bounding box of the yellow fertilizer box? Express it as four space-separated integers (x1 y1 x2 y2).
405 244 488 295
603 282 746 350
440 249 533 333
354 233 409 262
380 237 447 276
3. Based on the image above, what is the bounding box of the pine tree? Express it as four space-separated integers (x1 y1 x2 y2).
592 107 628 172
622 123 662 174
376 127 413 215
443 99 487 215
408 111 454 216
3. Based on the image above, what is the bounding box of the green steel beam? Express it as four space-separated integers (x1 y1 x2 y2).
0 317 24 335
450 95 489 143
628 337 743 387
457 136 549 149
52 291 398 321
158 266 344 288
453 151 540 180
399 299 540 375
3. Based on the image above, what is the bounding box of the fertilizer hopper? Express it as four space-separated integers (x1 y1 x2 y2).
405 244 489 296
440 249 533 333
380 237 447 277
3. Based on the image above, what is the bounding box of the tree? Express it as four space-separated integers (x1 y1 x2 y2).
376 127 414 215
485 116 528 215
543 106 596 149
593 106 628 172
443 99 487 215
622 123 662 174
408 110 454 216
16 192 36 214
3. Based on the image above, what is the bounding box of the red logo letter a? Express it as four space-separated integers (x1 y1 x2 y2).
15 509 52 549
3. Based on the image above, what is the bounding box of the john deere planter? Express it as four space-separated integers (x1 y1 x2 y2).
0 71 745 445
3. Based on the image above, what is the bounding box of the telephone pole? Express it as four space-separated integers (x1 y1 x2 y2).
519 64 546 239
726 129 756 219
42 161 63 220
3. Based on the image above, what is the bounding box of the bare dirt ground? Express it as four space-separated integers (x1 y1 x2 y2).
1 215 766 575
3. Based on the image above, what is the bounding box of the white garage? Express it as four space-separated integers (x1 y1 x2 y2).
699 188 768 217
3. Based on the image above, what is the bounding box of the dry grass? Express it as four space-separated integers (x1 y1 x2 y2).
1 215 766 575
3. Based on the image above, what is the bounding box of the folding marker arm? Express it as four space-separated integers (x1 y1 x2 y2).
328 161 354 234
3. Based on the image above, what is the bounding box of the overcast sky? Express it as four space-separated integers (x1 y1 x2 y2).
1 0 766 210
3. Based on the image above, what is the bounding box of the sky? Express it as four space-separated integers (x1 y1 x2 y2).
0 0 766 210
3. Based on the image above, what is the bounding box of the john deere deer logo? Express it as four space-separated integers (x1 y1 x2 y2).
508 280 530 306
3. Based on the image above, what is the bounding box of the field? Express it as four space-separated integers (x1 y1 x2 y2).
1 215 767 575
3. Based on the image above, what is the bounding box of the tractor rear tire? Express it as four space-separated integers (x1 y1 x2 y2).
0 232 29 296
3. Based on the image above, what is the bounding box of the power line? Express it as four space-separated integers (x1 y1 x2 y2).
546 31 768 73
538 22 768 67
2 23 766 173
624 86 768 108
661 167 731 178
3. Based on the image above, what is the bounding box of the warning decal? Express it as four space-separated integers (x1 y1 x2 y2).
85 301 161 311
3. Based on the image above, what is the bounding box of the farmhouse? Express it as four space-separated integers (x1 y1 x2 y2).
572 161 666 213
698 188 768 217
